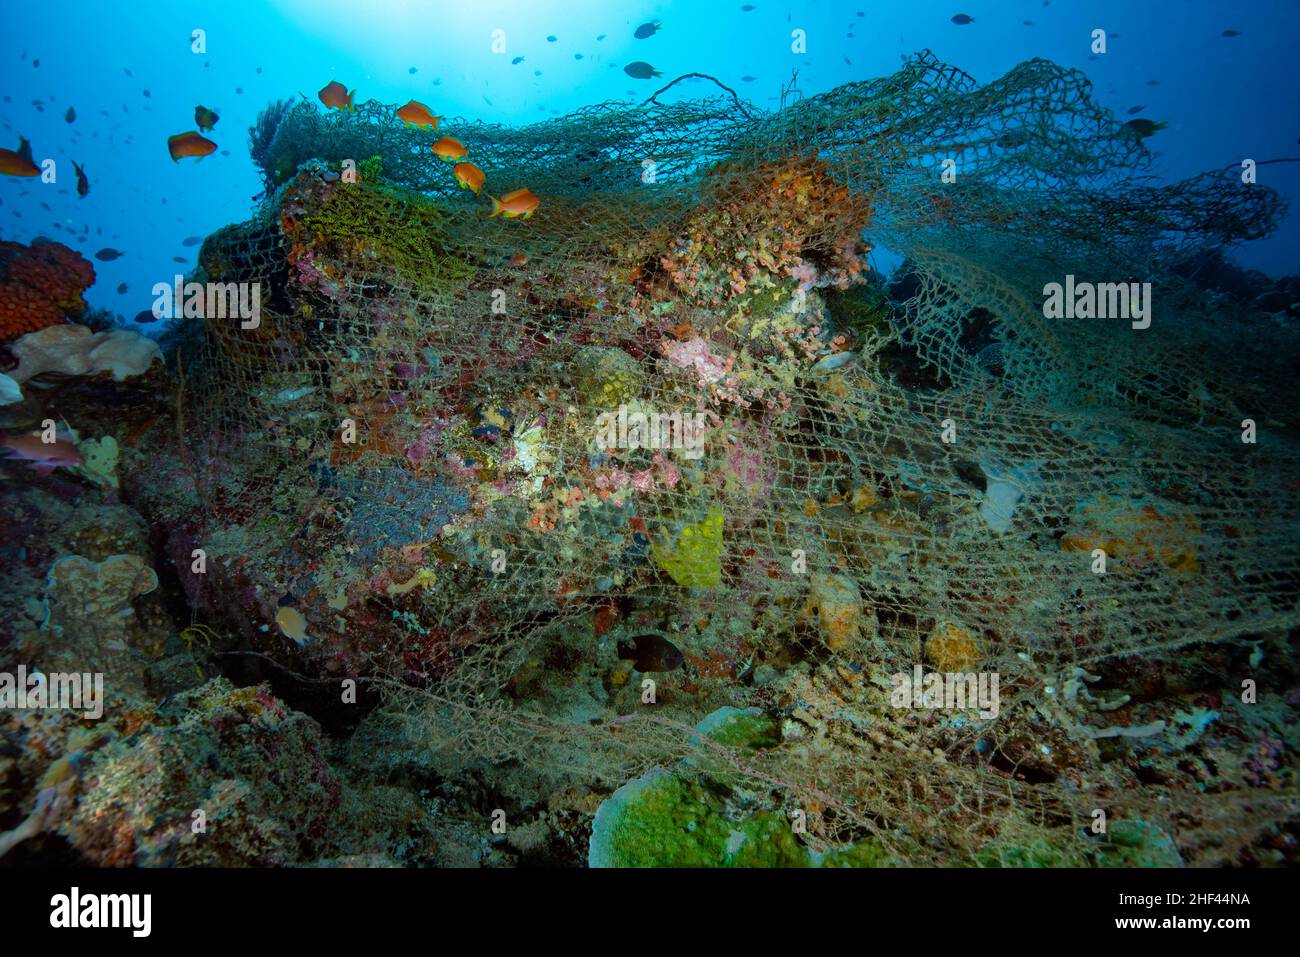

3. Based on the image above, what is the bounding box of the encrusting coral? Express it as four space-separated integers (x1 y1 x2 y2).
0 239 96 341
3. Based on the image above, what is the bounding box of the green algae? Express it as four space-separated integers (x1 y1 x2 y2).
298 182 475 299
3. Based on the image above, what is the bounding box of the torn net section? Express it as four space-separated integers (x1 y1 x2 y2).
182 51 1300 864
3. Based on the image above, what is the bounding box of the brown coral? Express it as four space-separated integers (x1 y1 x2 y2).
0 239 96 341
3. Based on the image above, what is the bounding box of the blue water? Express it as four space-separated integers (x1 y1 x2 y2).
2 0 1296 326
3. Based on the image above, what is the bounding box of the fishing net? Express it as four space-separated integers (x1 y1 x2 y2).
173 51 1300 865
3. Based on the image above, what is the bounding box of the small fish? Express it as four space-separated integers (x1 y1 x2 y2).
408 66 418 74
1123 118 1167 138
0 137 39 177
843 55 852 66
431 136 468 162
996 128 1032 148
167 131 217 161
116 282 128 294
617 634 684 672
741 4 755 10
194 105 219 131
172 256 187 263
133 308 159 324
95 247 124 261
453 161 485 194
1127 105 1145 115
634 20 662 39
276 605 313 646
318 80 356 111
547 35 557 42
597 34 606 41
624 61 662 79
181 235 201 246
1222 29 1240 38
72 160 88 197
534 70 542 76
396 100 442 129
0 428 83 475
951 14 974 25
64 106 75 123
741 75 755 82
512 56 525 64
1146 79 1160 86
235 87 243 94
488 187 540 219
1023 20 1034 26
574 53 584 60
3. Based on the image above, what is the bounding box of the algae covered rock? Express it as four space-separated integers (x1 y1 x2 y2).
588 767 808 868
574 345 646 407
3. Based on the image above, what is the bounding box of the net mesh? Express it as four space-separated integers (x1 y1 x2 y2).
176 51 1300 865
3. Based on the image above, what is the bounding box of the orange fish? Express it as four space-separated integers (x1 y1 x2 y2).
453 161 485 194
396 100 441 129
167 131 217 162
489 188 540 220
0 136 39 177
318 81 356 111
0 429 82 475
431 136 468 162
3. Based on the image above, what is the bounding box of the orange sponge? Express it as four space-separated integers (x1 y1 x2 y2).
0 239 96 341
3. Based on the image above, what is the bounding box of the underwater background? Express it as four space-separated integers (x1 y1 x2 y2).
1 0 1299 870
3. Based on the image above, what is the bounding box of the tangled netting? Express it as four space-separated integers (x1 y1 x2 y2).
182 52 1300 865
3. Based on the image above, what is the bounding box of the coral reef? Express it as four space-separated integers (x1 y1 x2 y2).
0 239 95 341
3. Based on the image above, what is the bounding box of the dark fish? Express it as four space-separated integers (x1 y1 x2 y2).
256 66 263 73
143 89 151 97
1146 80 1159 86
534 70 542 76
116 282 128 294
597 34 606 41
408 66 418 74
574 53 583 60
742 4 755 10
623 61 661 79
1127 105 1145 115
124 68 133 77
72 159 88 197
1222 29 1240 38
547 35 557 42
1123 118 1166 138
741 75 755 82
172 256 187 263
235 87 243 94
94 247 124 261
634 20 662 39
1023 20 1034 26
512 56 524 64
843 55 852 65
617 634 684 672
64 107 75 123
181 236 201 246
952 14 974 25
133 309 158 324
996 128 1032 148
33 59 39 68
